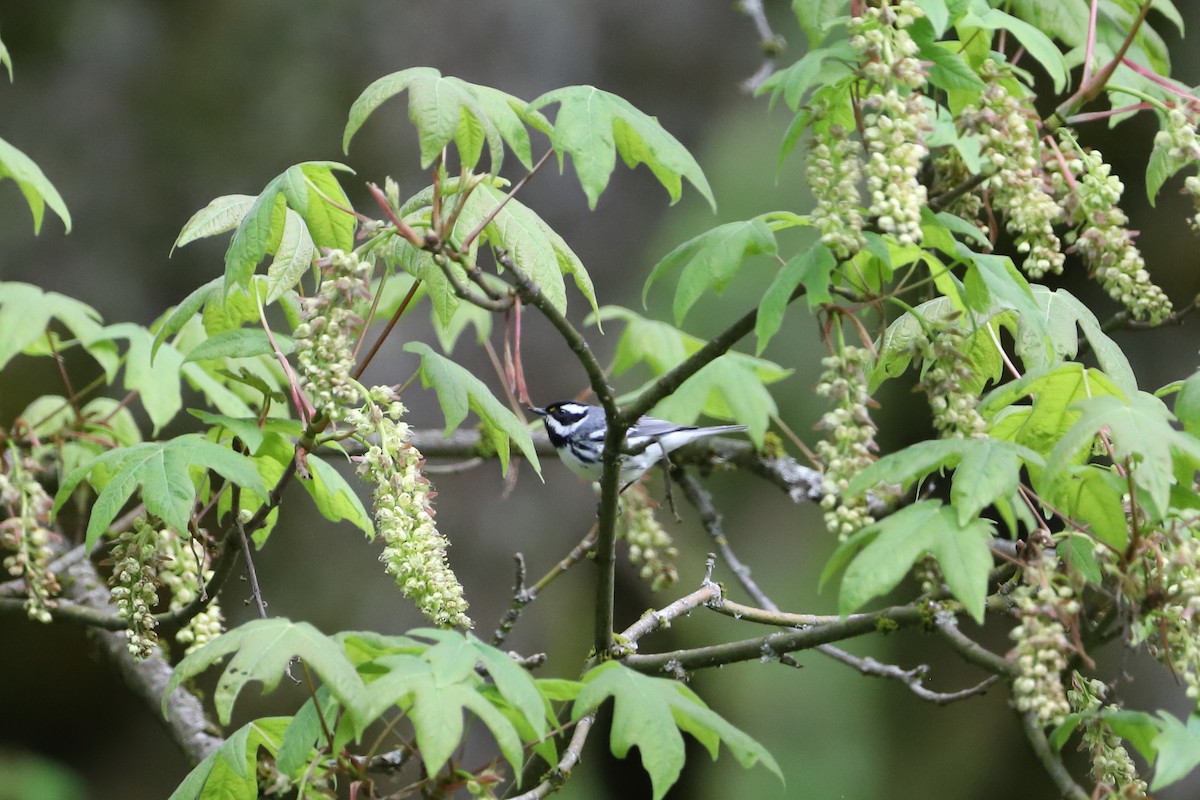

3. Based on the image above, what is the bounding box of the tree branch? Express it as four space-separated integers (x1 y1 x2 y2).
618 555 721 645
736 0 786 93
933 611 1013 676
813 646 1001 705
620 604 927 673
492 250 625 656
57 541 223 765
619 304 761 427
1022 710 1090 800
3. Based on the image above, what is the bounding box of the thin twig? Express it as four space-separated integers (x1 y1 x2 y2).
460 149 554 251
234 486 269 619
674 472 776 608
619 556 721 644
491 554 528 647
933 612 1013 676
433 252 513 311
813 647 1001 705
506 714 595 800
353 277 422 382
621 604 928 673
736 0 786 93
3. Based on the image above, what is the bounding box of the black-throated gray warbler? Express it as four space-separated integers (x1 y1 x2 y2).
532 400 748 483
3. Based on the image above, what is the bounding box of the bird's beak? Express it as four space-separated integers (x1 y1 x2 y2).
528 406 547 417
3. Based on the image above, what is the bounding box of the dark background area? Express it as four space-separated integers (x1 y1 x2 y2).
3 2 1200 798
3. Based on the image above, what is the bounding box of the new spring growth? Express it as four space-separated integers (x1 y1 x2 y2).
294 249 373 420
806 116 866 261
108 518 163 660
959 61 1065 278
1142 526 1200 707
915 322 988 440
0 454 59 623
347 385 472 630
1009 546 1077 729
158 527 223 654
1053 133 1173 324
815 346 878 540
851 0 929 247
1067 674 1148 798
618 483 679 591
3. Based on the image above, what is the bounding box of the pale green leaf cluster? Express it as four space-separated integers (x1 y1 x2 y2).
164 624 779 800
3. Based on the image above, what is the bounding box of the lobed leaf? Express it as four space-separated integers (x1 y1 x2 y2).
962 8 1069 92
838 501 993 622
167 718 291 800
0 135 72 234
643 216 778 324
54 434 267 552
343 68 535 170
466 183 599 316
166 620 365 729
573 662 781 800
1045 392 1200 522
528 85 714 210
182 329 291 364
596 306 790 445
403 342 541 477
755 244 835 353
210 162 353 297
300 454 374 537
0 282 115 375
1151 712 1200 791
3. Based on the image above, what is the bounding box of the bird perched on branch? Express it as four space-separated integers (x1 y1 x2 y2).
532 400 747 485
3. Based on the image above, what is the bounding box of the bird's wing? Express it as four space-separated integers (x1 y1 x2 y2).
631 416 690 438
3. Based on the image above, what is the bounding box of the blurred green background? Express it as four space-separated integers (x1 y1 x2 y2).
3 2 1200 798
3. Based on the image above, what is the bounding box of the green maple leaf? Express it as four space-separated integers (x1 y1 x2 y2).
53 434 267 551
338 629 549 778
573 662 781 800
167 717 290 800
165 619 365 732
0 135 71 234
0 281 116 375
343 67 537 170
200 163 353 297
831 500 994 623
1046 392 1200 522
642 216 779 325
404 342 541 477
528 85 714 210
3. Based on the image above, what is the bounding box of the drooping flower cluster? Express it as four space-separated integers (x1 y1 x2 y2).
347 385 471 629
931 149 987 240
108 519 163 660
1155 107 1200 175
618 483 679 591
0 455 59 623
1009 545 1077 728
1066 675 1149 799
915 324 988 439
862 91 930 247
848 0 925 89
158 527 224 654
959 64 1065 278
1054 134 1173 324
294 249 373 420
1141 528 1200 705
1155 106 1200 230
816 347 878 539
806 118 866 260
850 1 929 247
